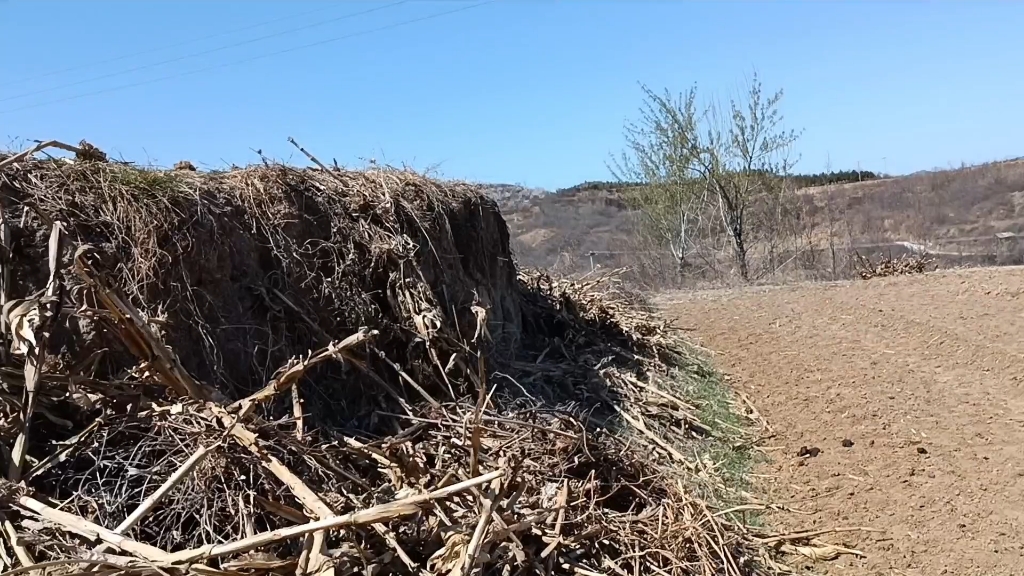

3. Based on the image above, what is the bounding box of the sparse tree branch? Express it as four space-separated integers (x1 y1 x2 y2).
612 72 802 281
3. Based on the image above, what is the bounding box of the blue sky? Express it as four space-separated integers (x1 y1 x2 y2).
2 1 1023 189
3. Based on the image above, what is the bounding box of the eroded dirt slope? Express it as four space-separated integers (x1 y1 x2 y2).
662 267 1024 575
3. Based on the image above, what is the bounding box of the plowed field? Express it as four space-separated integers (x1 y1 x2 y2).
663 267 1024 575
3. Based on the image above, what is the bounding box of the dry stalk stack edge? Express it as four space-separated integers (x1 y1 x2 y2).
0 141 847 575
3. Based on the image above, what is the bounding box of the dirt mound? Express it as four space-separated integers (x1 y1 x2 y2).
0 144 787 575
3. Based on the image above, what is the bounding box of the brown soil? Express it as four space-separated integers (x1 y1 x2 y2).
662 267 1024 575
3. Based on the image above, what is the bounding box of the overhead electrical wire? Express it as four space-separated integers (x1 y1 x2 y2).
0 0 410 104
0 0 494 115
0 4 338 88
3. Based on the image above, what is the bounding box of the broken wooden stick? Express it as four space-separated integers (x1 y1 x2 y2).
9 222 64 482
756 526 884 546
607 401 695 470
209 406 334 576
0 202 10 367
377 350 440 407
72 245 223 403
0 140 85 171
15 496 170 563
458 477 501 576
87 441 218 562
228 328 376 413
164 470 504 564
0 512 34 568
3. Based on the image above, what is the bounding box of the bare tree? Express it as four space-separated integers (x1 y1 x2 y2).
611 73 800 281
609 87 705 273
821 161 844 280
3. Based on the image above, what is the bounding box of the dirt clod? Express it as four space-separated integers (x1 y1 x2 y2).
798 445 821 458
75 139 108 163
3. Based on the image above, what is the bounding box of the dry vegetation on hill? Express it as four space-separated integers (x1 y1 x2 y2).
505 159 1024 286
505 185 634 273
500 74 1022 288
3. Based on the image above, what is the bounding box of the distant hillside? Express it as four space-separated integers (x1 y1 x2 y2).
492 159 1024 279
499 184 637 273
477 183 548 212
800 159 1024 249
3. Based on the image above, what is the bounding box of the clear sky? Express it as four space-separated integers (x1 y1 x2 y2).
2 1 1023 189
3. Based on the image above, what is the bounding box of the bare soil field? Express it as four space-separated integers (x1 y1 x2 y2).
661 267 1024 575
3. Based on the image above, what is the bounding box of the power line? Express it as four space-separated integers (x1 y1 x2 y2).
0 4 338 88
0 0 494 115
0 1 410 104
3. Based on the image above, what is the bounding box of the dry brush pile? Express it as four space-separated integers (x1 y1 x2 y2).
0 141 830 576
854 251 934 280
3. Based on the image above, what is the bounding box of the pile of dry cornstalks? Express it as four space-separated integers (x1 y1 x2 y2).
854 251 933 280
0 141 848 576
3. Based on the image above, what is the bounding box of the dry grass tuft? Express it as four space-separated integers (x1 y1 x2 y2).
0 142 840 575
